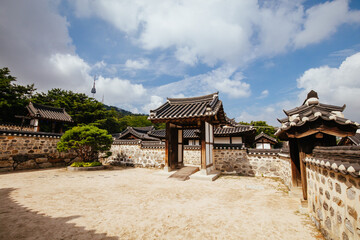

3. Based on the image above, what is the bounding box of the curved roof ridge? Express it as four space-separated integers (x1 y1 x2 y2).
29 102 66 112
167 92 218 104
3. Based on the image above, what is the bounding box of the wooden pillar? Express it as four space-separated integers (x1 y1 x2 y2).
178 128 183 168
34 119 39 132
200 121 206 170
52 122 56 133
205 122 214 172
298 142 308 200
165 122 170 171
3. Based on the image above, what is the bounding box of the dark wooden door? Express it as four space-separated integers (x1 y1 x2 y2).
169 127 178 170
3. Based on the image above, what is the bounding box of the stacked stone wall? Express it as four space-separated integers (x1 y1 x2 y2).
307 163 360 240
214 148 291 187
183 146 201 165
0 124 33 131
105 143 165 168
0 131 76 172
106 142 201 168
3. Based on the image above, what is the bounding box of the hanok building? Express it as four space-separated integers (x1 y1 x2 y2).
338 133 360 146
141 126 256 147
275 90 359 200
112 126 160 141
213 125 255 148
26 102 73 133
148 92 228 174
254 132 278 149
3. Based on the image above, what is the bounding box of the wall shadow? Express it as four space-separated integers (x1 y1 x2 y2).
0 188 118 240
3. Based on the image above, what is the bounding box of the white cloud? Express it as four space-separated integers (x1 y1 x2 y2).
141 95 164 113
0 0 77 91
258 90 269 99
125 58 150 70
96 76 147 106
294 0 360 48
154 65 251 99
297 52 360 122
71 0 360 66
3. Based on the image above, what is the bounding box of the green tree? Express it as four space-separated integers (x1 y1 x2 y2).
0 67 35 124
31 89 122 133
238 120 282 148
57 125 113 162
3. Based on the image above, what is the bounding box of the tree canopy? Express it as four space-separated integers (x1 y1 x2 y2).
57 125 113 162
0 67 35 124
238 120 282 148
0 67 162 134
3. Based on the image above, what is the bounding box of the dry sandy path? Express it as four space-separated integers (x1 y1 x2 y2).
0 168 322 240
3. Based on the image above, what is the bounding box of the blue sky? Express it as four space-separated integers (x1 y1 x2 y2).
1 0 360 126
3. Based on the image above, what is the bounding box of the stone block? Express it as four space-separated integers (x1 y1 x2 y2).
323 202 328 211
325 190 330 200
0 167 12 172
39 162 52 168
333 196 343 207
347 206 357 220
337 213 342 224
335 183 341 194
35 158 48 163
325 217 331 230
17 160 37 169
344 218 354 234
346 188 355 200
328 179 333 190
0 160 13 168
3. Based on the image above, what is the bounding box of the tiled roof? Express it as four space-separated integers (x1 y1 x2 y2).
275 90 359 139
148 126 254 139
27 102 73 122
148 129 165 139
254 132 278 144
305 146 360 178
214 125 255 136
339 133 360 146
348 133 360 145
148 92 227 124
148 129 200 139
114 126 159 141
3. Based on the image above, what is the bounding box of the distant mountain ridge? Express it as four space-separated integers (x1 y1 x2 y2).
104 105 133 116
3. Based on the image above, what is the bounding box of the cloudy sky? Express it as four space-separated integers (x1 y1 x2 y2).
1 0 360 126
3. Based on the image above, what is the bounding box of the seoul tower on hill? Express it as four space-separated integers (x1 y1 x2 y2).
91 75 96 98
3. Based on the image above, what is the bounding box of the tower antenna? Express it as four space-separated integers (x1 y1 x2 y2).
91 75 97 98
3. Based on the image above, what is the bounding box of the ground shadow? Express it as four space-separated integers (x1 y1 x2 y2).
0 188 118 240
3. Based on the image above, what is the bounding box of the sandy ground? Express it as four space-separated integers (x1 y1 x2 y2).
0 167 323 240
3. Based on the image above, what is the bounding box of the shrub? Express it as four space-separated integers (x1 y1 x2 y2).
57 125 113 162
70 162 102 167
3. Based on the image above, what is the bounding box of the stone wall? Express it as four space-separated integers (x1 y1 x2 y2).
105 141 165 168
214 147 291 187
106 140 202 168
183 146 201 166
0 130 76 172
306 147 360 240
0 124 33 131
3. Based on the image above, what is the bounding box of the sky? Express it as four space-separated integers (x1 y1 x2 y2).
1 0 360 126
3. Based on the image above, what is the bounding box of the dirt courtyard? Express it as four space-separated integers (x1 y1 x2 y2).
0 167 322 240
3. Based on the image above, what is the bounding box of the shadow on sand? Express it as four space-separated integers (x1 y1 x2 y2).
0 188 118 240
